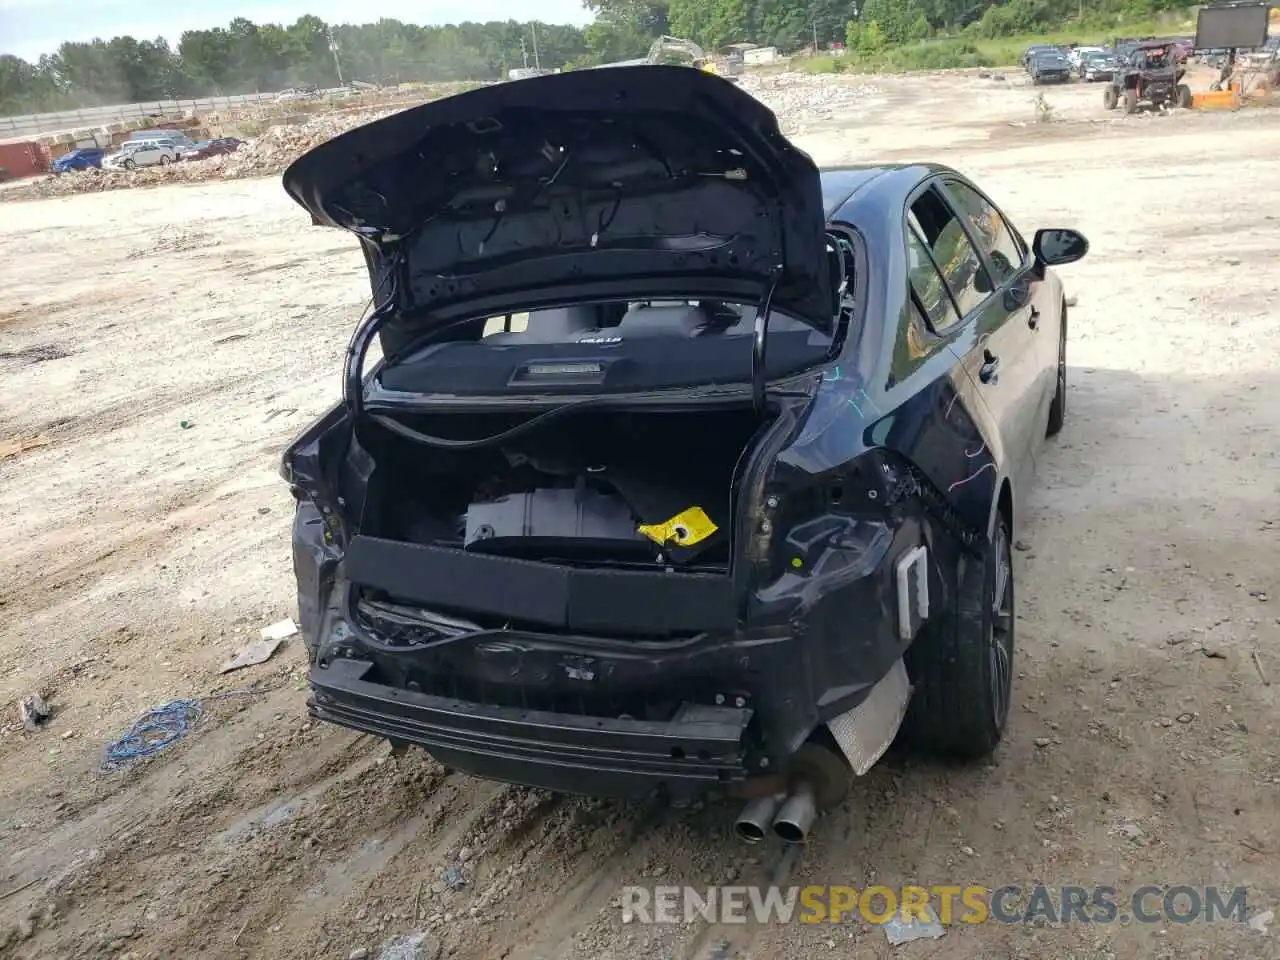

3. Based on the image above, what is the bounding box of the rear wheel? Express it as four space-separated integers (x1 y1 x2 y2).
1046 302 1067 436
1103 86 1118 109
122 158 136 170
1176 83 1192 108
1123 88 1139 113
901 514 1014 759
159 155 172 166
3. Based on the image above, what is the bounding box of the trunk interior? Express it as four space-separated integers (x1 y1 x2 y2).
357 406 773 574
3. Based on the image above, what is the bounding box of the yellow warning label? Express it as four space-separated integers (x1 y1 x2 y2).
638 506 719 547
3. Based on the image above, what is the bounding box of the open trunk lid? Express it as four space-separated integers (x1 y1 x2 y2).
281 65 834 332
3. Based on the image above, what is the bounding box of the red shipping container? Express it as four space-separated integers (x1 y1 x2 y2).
0 141 50 179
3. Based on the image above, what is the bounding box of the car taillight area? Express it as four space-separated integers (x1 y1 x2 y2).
750 448 915 590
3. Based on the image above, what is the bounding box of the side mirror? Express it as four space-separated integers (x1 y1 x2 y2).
1033 228 1089 267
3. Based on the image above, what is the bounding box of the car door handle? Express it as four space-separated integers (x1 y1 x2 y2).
979 350 1001 384
1028 306 1040 330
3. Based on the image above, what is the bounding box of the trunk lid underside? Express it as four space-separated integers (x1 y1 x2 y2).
281 65 834 331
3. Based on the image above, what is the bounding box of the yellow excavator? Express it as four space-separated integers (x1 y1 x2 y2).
646 35 743 77
647 35 709 67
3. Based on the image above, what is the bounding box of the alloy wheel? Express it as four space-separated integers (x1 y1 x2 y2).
989 526 1014 730
1057 327 1067 401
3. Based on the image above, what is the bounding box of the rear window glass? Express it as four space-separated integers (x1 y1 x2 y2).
476 300 823 342
380 300 839 395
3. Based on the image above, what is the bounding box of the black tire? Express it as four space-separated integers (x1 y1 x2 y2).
1103 86 1117 109
900 515 1015 759
1046 301 1067 437
122 158 136 170
160 155 172 166
1176 83 1192 108
1123 88 1138 114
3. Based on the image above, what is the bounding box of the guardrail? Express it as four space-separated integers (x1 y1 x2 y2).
0 91 352 138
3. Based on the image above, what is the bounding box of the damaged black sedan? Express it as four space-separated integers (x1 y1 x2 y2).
280 66 1087 844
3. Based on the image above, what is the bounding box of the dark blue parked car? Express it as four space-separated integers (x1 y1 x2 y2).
279 66 1089 843
50 148 105 174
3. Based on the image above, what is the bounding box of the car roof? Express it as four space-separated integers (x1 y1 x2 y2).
820 163 958 220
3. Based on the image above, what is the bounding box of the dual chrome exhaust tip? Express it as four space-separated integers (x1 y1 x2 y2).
733 781 818 845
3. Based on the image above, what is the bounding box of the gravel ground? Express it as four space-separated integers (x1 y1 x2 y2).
1 69 1279 960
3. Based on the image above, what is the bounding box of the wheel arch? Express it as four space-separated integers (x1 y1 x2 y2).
985 475 1014 543
996 479 1013 534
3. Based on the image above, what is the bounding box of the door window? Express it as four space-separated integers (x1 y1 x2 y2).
908 185 992 318
943 180 1026 284
906 224 960 333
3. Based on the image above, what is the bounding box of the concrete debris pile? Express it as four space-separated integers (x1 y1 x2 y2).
0 109 399 203
735 72 882 131
220 111 395 176
0 74 882 203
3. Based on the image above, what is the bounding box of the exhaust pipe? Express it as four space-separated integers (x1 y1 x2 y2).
734 794 782 844
772 781 817 844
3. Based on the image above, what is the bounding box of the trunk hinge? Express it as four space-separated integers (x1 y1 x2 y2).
344 244 407 419
750 274 781 418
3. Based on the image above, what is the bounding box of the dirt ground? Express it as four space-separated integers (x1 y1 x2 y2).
1 68 1279 960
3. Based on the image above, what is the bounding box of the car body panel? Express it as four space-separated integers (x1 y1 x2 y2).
50 148 104 173
1023 44 1062 69
104 139 181 169
1068 45 1106 68
181 138 245 161
281 65 834 333
128 127 195 145
1080 53 1122 80
284 143 1081 798
1030 52 1072 82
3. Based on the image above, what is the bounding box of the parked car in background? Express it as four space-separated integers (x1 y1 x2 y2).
275 85 320 102
1068 45 1106 70
50 148 105 173
1023 44 1063 70
128 128 197 148
179 138 246 161
1029 50 1072 83
103 138 182 170
1079 50 1122 81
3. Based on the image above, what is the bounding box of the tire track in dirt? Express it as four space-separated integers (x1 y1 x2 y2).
674 843 805 960
28 734 452 958
492 798 670 960
273 772 509 957
0 363 264 443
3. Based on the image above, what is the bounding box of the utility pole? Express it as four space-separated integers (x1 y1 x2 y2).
520 37 529 69
328 27 344 86
531 22 542 70
813 22 820 53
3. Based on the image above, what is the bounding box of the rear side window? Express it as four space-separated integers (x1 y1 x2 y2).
909 185 991 318
906 225 960 333
944 180 1026 284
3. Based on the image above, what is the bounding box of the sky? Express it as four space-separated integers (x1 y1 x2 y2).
0 0 596 60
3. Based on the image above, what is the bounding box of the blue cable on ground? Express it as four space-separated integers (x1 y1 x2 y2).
98 685 285 774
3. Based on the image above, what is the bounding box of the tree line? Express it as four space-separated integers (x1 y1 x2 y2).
1 0 1191 116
